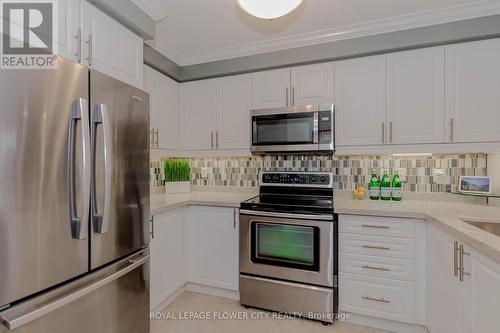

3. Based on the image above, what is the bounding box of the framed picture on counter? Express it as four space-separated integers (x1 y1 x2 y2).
459 176 492 194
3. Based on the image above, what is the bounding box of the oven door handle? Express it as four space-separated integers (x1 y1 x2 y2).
239 209 333 221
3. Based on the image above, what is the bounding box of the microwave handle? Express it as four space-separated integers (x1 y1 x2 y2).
313 112 319 144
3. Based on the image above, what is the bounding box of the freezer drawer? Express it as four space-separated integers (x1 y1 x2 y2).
0 249 150 333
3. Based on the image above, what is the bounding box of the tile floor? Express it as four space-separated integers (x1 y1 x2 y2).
150 292 391 333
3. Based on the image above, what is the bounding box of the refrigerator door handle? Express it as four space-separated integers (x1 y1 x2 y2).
67 98 90 240
92 104 112 234
0 251 149 330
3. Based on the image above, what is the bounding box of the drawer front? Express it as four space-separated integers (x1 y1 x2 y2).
340 253 416 281
339 272 416 324
339 233 415 259
339 215 416 238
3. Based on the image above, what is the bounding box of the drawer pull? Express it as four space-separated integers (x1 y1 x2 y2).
362 265 390 272
361 224 390 229
362 296 391 304
362 245 390 250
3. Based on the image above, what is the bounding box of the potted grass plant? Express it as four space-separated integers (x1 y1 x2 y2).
164 158 191 194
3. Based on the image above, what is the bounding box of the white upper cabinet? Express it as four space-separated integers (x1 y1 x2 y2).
252 68 290 109
144 66 180 151
387 47 446 144
216 74 252 150
290 63 334 106
180 79 217 151
446 39 500 143
82 1 144 89
252 64 334 109
56 0 81 62
335 55 386 146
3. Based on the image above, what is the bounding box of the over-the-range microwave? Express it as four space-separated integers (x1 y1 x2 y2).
250 104 334 153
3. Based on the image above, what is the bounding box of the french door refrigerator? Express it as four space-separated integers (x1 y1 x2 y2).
0 57 150 333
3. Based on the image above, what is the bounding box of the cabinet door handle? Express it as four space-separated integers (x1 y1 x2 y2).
382 122 385 144
211 132 214 149
216 132 219 149
155 129 159 148
362 296 390 304
362 265 390 272
389 121 393 144
459 244 470 281
150 216 154 239
449 118 454 142
362 224 390 229
233 209 237 229
285 87 289 107
362 245 390 250
74 28 81 62
454 240 459 277
291 87 295 106
85 34 93 66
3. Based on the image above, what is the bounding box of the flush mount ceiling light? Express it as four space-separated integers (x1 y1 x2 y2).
237 0 303 20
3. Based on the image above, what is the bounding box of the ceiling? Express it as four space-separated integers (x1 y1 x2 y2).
134 0 500 66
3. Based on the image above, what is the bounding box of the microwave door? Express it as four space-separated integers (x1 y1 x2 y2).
251 112 319 152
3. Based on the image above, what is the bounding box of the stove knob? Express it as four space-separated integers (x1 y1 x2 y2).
320 176 328 184
310 176 317 183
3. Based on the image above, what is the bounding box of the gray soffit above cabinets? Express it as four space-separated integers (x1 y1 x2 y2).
88 0 155 40
145 14 500 83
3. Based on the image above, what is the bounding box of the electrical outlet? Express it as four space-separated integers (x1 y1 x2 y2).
433 168 447 184
201 167 209 179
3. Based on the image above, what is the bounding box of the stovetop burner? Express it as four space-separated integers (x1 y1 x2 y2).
240 172 334 215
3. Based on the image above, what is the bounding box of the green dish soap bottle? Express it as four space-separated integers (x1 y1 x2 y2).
392 170 402 201
369 169 380 200
380 170 391 201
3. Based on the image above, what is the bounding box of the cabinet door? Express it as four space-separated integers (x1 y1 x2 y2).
446 39 500 143
187 207 239 291
180 79 217 151
426 224 462 333
291 63 334 106
462 247 500 333
144 66 180 150
387 47 445 144
216 74 252 150
252 68 290 109
150 209 186 310
335 56 386 146
56 0 81 62
82 2 144 89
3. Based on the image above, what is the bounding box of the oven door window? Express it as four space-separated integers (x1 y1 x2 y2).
252 113 315 145
251 222 320 271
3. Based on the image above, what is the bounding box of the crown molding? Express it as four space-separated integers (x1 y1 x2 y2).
166 0 500 66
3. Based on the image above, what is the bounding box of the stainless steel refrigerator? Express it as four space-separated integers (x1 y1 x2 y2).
0 57 150 333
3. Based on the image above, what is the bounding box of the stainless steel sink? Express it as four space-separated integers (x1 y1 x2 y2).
460 217 500 237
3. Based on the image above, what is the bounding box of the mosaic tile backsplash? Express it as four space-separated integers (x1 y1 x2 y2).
151 154 487 193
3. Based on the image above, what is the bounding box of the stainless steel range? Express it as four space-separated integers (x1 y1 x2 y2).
239 172 338 325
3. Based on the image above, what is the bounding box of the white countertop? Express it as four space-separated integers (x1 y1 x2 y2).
150 190 258 215
335 192 500 262
150 189 500 263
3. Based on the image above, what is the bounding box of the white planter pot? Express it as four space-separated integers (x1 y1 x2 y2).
165 181 191 194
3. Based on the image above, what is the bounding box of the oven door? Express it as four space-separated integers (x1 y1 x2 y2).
240 211 334 287
251 110 319 152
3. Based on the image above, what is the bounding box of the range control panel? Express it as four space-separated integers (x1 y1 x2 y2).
260 172 333 188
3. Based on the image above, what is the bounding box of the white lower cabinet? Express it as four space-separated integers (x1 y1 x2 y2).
339 215 425 327
426 224 462 333
187 206 239 291
426 223 500 333
150 208 186 310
